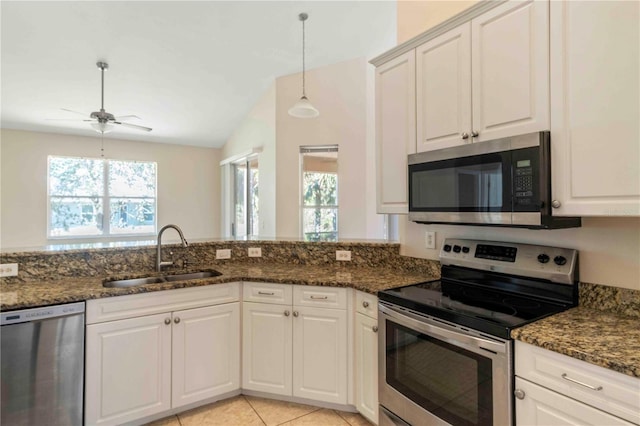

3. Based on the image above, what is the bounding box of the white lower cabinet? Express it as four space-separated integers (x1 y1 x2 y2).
354 291 379 424
242 282 349 405
85 284 240 426
515 341 640 426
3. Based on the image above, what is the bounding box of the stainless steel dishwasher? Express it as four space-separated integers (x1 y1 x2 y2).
1 301 85 425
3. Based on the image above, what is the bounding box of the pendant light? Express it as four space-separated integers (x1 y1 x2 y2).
288 13 319 118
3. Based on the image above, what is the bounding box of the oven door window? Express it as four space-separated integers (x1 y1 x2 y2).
385 321 493 426
409 152 511 212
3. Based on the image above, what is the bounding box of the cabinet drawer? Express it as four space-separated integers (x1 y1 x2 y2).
293 285 347 310
515 341 640 424
355 291 378 319
243 282 292 305
87 283 240 324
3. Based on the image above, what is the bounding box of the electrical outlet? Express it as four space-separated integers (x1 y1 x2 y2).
0 263 18 277
248 247 262 257
336 250 351 261
216 249 231 260
425 231 436 249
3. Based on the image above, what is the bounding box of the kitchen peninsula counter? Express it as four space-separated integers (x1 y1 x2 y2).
0 262 436 311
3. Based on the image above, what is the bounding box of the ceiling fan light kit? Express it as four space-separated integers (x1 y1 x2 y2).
288 12 319 119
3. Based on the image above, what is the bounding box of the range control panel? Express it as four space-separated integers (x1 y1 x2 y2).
440 238 578 284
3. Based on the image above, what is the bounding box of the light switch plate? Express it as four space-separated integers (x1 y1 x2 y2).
248 247 262 257
0 263 18 277
216 249 231 259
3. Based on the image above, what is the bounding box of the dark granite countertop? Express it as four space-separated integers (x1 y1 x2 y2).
511 307 640 378
0 262 435 311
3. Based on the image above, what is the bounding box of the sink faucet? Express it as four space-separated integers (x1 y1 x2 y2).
156 224 188 272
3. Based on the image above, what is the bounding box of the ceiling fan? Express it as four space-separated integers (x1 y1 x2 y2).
51 61 152 133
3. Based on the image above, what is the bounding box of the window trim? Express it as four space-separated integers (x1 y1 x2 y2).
47 155 158 240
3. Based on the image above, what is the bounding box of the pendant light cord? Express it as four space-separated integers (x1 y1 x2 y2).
302 15 306 98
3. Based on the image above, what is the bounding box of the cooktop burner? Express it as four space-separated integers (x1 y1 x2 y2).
378 239 579 340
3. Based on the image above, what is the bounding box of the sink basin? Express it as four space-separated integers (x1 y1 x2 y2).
103 270 222 288
164 271 221 282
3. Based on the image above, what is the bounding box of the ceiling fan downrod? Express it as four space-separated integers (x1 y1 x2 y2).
96 61 108 112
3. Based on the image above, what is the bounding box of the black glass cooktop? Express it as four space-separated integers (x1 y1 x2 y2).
378 278 573 340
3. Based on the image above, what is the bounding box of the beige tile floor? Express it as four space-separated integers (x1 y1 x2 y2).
146 395 374 426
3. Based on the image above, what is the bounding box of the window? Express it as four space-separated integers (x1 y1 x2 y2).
233 157 259 238
48 156 157 238
301 146 338 242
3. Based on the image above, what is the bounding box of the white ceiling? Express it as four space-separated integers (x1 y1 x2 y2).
1 1 396 148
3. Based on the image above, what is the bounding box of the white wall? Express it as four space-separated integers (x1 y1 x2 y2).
275 58 385 240
400 217 640 290
0 129 220 249
221 83 277 237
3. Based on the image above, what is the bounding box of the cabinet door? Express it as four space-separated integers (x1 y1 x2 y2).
293 306 348 404
172 303 240 408
550 0 640 216
85 313 171 426
242 301 293 396
355 313 379 424
416 23 472 152
471 0 549 142
515 378 634 426
375 50 416 214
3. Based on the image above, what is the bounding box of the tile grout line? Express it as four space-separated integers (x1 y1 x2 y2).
242 395 268 426
274 407 323 426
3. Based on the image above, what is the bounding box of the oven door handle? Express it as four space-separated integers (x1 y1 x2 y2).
379 303 507 355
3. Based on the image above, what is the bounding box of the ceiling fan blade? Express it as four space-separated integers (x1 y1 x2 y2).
113 121 152 132
46 118 93 121
61 108 89 117
114 115 141 121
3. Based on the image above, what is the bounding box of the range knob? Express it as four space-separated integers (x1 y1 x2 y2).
537 254 550 264
462 246 470 253
453 245 462 253
443 244 452 252
554 256 567 266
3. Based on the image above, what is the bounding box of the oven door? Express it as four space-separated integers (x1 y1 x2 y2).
378 302 512 426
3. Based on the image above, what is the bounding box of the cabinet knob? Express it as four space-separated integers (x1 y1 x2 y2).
362 301 369 308
552 200 562 209
471 130 479 138
372 325 378 333
461 132 469 140
293 311 299 317
514 389 525 400
164 318 171 325
284 310 290 317
174 317 180 324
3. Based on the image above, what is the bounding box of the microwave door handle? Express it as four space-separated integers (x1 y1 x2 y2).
379 304 506 355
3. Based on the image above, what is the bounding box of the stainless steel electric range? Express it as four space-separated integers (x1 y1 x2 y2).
378 238 579 426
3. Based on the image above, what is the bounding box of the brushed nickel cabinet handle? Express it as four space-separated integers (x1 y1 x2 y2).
561 373 603 391
164 318 171 325
471 130 479 137
310 295 328 300
461 132 469 140
174 317 180 324
362 301 370 308
552 200 562 209
372 325 378 333
284 310 290 317
293 311 299 317
514 389 525 400
258 291 275 295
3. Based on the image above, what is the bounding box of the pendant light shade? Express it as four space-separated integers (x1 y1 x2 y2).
90 121 114 133
289 13 319 119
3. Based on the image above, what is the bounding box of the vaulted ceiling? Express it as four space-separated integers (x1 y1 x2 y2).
1 1 396 148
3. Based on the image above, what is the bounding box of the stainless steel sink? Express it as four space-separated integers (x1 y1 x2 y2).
103 270 222 288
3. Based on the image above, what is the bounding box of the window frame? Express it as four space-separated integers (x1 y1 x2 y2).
47 155 158 240
231 154 259 238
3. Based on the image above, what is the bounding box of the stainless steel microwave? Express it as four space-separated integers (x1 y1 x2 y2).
408 131 581 229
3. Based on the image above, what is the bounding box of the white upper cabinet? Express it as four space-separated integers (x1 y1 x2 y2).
417 23 472 151
549 0 640 216
414 0 549 152
471 0 549 143
375 50 416 214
